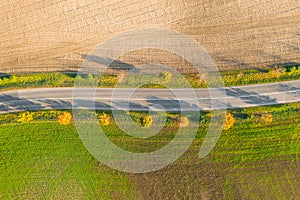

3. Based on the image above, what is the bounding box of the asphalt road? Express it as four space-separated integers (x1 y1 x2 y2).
0 80 299 114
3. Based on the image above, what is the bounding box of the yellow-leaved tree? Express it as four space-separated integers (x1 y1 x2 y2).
261 112 273 123
98 113 111 126
179 116 189 127
161 71 173 82
57 112 72 125
141 115 153 128
17 112 34 123
223 112 235 130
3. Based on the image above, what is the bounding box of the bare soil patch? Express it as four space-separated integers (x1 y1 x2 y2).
1 0 299 74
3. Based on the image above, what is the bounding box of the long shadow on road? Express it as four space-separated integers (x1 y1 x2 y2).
225 88 278 105
0 94 44 113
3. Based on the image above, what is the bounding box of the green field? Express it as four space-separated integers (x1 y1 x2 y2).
0 103 299 199
0 122 133 199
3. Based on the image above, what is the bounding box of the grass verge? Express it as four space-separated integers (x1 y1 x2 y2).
0 65 299 91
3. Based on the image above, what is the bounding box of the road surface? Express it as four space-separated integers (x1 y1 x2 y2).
0 80 299 113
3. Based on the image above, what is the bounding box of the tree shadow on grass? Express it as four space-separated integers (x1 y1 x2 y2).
0 72 11 79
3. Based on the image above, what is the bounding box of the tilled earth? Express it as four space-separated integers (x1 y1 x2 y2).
1 0 300 74
129 154 300 199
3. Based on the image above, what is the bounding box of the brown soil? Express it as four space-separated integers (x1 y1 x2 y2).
129 154 300 199
1 0 299 74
